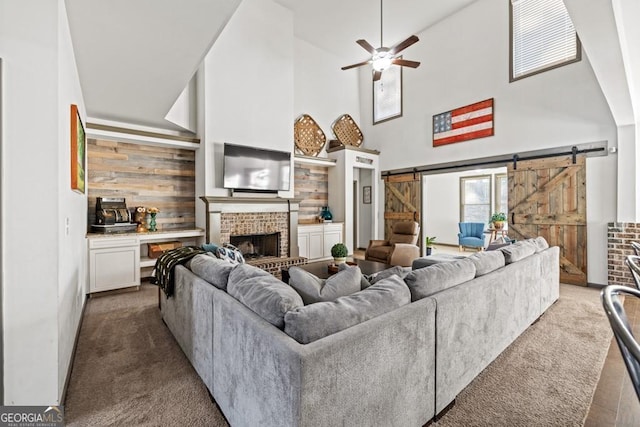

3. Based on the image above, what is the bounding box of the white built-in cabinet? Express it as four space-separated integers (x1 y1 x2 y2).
88 229 205 294
298 223 343 261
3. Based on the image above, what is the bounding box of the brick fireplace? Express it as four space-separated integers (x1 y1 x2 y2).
200 196 306 277
607 222 640 287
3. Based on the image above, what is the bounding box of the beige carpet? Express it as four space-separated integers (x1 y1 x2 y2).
65 284 611 427
436 284 612 427
64 285 228 426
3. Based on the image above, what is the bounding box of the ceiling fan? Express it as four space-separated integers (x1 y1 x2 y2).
341 0 421 81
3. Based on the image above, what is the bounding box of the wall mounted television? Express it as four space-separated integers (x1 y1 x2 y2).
223 143 291 192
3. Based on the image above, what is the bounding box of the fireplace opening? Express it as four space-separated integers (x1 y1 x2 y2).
230 232 281 259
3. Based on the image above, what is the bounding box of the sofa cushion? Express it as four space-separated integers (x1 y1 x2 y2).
500 240 536 264
189 254 235 290
468 251 505 277
288 265 362 304
284 275 411 344
404 258 476 301
366 266 412 288
227 264 303 329
531 236 550 253
228 262 271 283
412 254 465 270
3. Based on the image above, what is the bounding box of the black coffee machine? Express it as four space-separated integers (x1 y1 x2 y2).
92 197 137 233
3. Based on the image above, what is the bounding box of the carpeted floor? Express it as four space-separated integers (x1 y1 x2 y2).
435 284 612 427
65 283 611 426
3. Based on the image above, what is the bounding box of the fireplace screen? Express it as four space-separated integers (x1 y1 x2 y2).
230 232 281 259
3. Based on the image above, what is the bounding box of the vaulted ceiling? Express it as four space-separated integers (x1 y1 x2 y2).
65 0 479 131
65 0 638 132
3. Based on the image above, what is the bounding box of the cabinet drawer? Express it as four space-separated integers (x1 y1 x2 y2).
89 237 138 249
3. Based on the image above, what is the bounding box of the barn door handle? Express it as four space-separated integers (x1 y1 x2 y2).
511 212 515 225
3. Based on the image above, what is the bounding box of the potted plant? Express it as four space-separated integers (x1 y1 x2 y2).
331 243 348 264
491 212 507 230
425 236 437 256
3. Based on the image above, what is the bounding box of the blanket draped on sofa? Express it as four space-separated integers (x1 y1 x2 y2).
152 246 207 297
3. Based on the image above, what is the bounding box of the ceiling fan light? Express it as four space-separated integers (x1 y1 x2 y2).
372 52 393 71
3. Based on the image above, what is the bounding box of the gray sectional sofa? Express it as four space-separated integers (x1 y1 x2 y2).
160 238 559 426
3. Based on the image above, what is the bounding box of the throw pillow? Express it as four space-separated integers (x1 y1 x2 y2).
468 251 506 277
531 236 550 252
404 258 476 301
284 275 411 344
288 265 362 304
227 270 303 329
366 265 412 287
500 240 536 264
189 254 235 290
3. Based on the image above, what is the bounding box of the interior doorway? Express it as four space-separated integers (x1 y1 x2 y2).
353 168 374 250
422 167 507 254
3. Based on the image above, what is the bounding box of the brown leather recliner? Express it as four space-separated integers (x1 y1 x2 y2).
365 221 420 267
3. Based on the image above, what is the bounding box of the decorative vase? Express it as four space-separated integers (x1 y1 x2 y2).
149 213 157 232
493 221 505 230
320 206 333 222
426 247 432 256
333 257 346 265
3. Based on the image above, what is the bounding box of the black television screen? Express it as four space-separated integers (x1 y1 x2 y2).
223 143 291 192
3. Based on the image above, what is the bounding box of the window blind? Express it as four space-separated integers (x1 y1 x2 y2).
511 0 580 80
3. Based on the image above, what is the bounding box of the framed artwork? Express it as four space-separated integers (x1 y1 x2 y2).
363 186 372 204
70 104 86 194
373 64 402 124
433 98 494 147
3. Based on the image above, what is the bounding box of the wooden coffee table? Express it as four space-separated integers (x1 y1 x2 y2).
281 258 392 284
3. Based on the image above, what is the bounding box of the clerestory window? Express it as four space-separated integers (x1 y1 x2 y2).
510 0 581 82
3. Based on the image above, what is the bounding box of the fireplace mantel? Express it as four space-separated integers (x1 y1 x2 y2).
200 196 302 257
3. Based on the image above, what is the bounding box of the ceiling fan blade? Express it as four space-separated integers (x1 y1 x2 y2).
356 39 377 55
393 58 421 68
389 35 419 55
341 60 372 70
373 70 382 81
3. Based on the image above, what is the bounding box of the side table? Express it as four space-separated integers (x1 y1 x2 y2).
484 228 508 242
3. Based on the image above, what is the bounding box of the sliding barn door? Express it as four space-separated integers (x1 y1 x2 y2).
508 155 587 286
383 173 421 244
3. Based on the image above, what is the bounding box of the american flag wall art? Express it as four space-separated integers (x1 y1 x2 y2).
432 98 494 146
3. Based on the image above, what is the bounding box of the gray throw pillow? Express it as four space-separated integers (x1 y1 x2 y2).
227 272 303 329
404 258 476 301
189 254 235 290
468 251 505 277
531 236 550 252
366 266 412 287
284 275 411 344
500 240 536 264
288 265 362 304
338 262 371 290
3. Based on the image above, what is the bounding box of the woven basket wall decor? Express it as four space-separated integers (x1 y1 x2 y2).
331 114 363 147
294 114 326 156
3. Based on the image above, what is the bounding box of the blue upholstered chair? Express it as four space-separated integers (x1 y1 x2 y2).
458 222 485 251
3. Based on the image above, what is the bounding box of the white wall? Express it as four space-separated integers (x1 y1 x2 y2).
56 0 87 399
358 0 617 285
293 38 360 156
197 0 294 211
0 0 86 404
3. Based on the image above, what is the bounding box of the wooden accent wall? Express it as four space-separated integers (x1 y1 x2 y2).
87 139 196 231
294 164 328 224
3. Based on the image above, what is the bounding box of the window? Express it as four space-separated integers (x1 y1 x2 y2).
494 173 508 218
460 175 492 224
510 0 581 81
